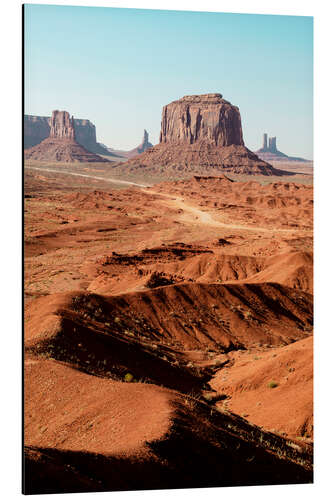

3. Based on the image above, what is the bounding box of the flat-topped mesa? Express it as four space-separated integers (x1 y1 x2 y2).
159 93 244 147
49 110 76 141
24 109 110 163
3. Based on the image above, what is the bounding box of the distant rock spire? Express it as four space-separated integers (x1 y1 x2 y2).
143 129 149 146
263 133 268 150
268 137 277 152
137 129 153 153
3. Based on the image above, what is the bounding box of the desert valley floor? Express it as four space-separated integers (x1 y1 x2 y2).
24 160 313 493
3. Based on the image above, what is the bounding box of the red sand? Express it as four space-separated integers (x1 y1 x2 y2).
24 164 313 493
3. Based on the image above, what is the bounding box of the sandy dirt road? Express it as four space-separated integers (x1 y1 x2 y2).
25 166 149 188
143 188 311 234
25 165 311 234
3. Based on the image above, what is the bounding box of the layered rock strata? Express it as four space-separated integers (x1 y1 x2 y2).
49 110 75 140
117 94 286 176
24 110 110 163
159 93 244 146
24 114 118 157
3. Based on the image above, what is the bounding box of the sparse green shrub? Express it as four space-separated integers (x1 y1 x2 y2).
124 372 134 382
268 380 278 389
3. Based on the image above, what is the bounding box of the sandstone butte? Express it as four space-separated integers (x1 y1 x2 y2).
117 93 288 176
24 110 110 163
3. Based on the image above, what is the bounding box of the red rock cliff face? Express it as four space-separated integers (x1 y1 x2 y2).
24 109 110 163
49 110 76 141
24 114 116 157
116 93 286 177
24 116 50 149
159 94 244 147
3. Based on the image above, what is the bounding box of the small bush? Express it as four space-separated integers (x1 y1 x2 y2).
267 380 278 389
124 372 134 383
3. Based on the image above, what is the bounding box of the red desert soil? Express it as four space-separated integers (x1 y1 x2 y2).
24 164 313 493
24 359 312 494
210 336 313 440
25 285 312 355
25 359 172 455
24 110 110 163
237 251 313 293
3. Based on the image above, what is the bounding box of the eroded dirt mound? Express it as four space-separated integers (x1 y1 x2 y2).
156 253 265 284
210 337 313 440
25 283 313 356
24 358 312 494
112 143 287 178
25 359 172 455
239 251 313 293
24 138 109 163
25 292 205 393
85 246 266 295
64 190 115 208
149 176 313 231
24 165 314 493
153 175 313 210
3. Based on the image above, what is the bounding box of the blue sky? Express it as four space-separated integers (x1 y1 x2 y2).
24 5 313 158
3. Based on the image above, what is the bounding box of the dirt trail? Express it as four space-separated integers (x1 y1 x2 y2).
25 166 149 188
144 188 311 234
25 165 310 234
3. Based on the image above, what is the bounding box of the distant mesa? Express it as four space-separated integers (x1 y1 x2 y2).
24 113 123 159
24 114 154 161
115 93 288 176
256 133 310 162
24 110 110 163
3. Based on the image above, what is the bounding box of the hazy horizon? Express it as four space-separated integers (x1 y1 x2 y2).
24 5 313 159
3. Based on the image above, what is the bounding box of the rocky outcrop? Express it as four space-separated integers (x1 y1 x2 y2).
49 111 75 140
24 116 50 149
72 119 97 152
24 114 119 158
115 94 288 177
159 93 244 146
137 129 153 153
24 110 110 163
